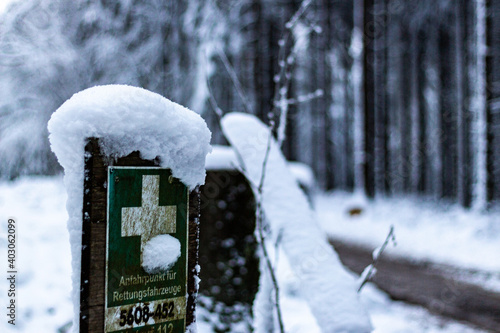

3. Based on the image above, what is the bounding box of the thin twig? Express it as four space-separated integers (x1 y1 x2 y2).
216 46 251 114
258 130 274 192
273 0 317 146
205 41 286 333
255 129 286 333
235 125 285 333
255 198 286 333
358 226 396 292
204 48 224 119
274 89 324 107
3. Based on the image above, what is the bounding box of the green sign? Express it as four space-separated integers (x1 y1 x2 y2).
105 167 188 332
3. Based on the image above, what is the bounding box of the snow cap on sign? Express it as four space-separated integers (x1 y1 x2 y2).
48 84 211 188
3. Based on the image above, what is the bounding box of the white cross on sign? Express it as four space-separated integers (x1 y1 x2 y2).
121 175 177 255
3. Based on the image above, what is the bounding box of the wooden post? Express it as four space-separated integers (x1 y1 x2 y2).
80 138 199 332
198 170 259 331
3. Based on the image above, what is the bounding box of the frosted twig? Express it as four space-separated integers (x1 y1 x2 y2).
357 225 396 293
285 0 314 30
206 43 285 332
204 49 224 118
255 197 286 333
255 124 286 333
237 127 286 333
216 46 251 114
258 130 274 193
273 0 318 147
273 89 324 107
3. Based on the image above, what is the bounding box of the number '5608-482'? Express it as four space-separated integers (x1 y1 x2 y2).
119 301 175 326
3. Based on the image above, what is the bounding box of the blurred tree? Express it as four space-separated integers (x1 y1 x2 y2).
0 0 83 178
0 0 499 209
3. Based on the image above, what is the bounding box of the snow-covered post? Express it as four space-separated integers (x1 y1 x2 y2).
48 85 211 333
197 168 259 331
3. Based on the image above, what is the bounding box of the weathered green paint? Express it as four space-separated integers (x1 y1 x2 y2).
105 167 188 332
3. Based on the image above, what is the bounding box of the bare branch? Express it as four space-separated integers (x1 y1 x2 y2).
204 49 224 119
274 89 324 108
358 225 396 293
216 46 251 114
273 0 319 147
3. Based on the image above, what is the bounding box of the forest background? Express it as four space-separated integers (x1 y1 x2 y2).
0 0 499 210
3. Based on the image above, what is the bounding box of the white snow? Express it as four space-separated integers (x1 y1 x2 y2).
204 145 240 170
0 0 16 13
253 259 277 333
221 112 372 333
317 191 500 291
205 145 315 189
142 234 181 274
47 84 211 332
48 85 211 189
0 175 490 333
0 176 72 332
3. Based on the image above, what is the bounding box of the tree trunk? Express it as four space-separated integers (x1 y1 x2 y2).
352 0 365 193
363 0 376 198
470 0 488 209
455 0 471 207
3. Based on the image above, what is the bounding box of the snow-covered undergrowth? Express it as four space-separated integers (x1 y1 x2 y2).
317 191 500 291
0 176 488 332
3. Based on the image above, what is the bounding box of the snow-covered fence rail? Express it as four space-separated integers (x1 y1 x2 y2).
48 85 211 333
219 113 373 333
196 146 317 331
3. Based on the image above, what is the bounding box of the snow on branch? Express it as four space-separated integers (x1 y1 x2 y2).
358 226 396 293
221 112 372 333
273 0 322 147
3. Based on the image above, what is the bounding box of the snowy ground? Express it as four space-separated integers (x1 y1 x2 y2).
0 176 492 332
316 191 500 293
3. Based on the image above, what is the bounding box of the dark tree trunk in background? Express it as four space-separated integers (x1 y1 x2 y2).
373 0 389 195
401 23 412 193
455 0 471 207
439 14 458 199
409 27 421 194
386 13 404 194
363 0 376 198
253 0 276 121
322 0 335 190
417 28 427 194
487 0 500 203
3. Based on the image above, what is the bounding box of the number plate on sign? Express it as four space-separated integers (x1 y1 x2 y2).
105 167 188 332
